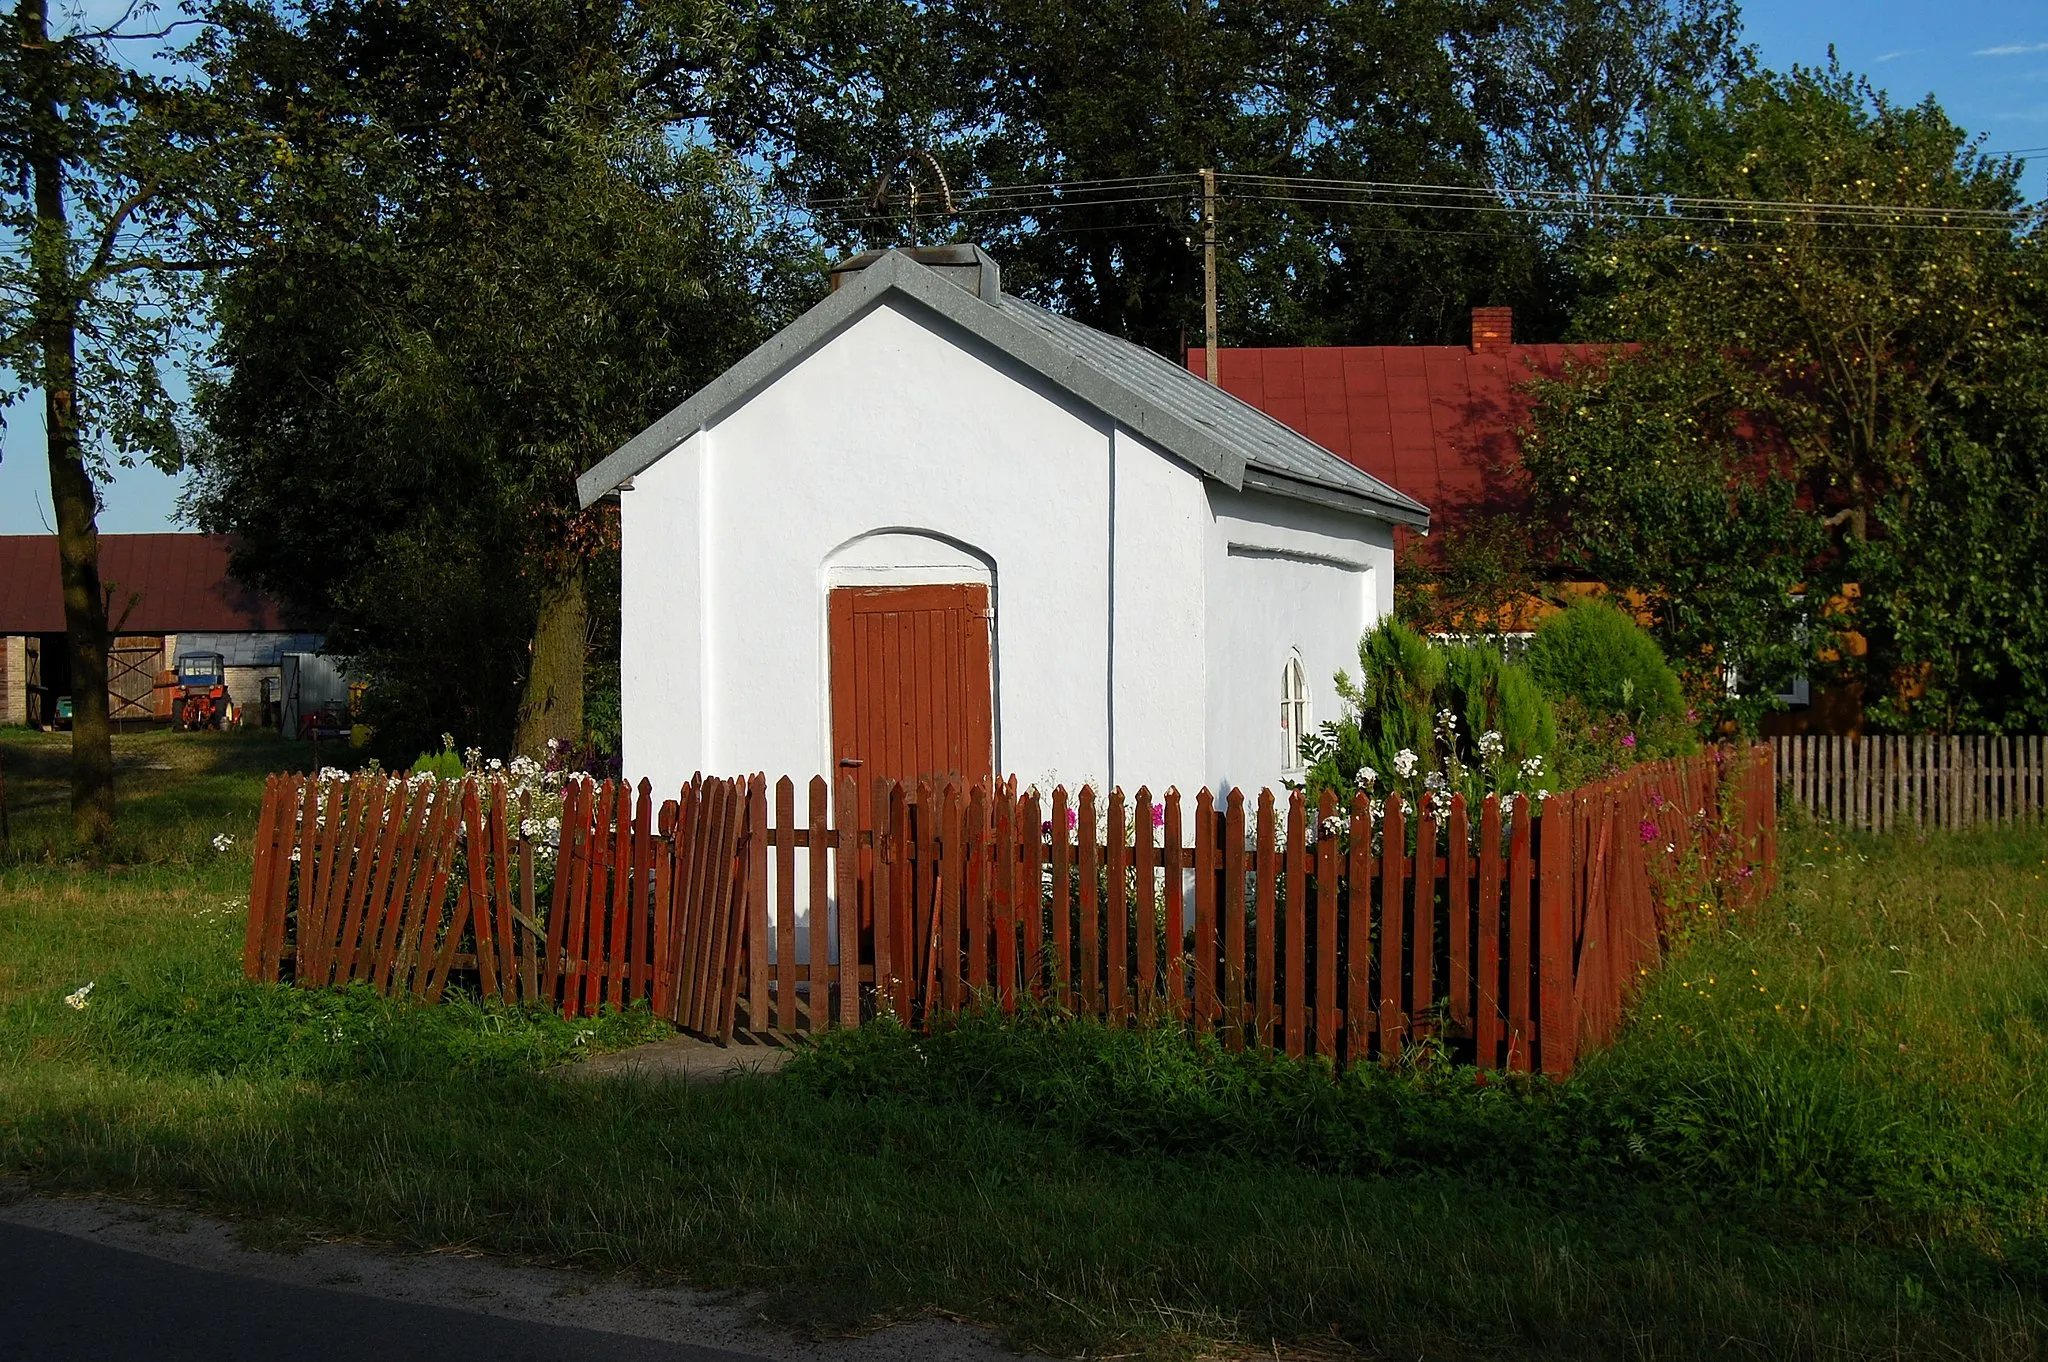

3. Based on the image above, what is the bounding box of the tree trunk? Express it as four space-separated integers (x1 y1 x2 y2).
514 564 587 759
21 0 115 845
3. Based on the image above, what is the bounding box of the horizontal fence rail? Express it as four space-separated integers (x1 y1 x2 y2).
247 746 1776 1076
1775 734 2046 833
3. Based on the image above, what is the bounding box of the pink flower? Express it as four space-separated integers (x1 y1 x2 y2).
1639 818 1659 844
1150 803 1165 829
1622 733 1637 750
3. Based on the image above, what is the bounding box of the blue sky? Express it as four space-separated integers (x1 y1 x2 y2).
5 0 2046 536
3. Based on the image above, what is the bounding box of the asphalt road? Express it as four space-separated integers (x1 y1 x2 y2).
0 1219 768 1362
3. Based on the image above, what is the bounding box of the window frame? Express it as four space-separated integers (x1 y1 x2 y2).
1281 652 1311 774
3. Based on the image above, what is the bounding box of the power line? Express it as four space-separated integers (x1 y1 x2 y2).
781 169 2042 235
1221 171 2034 222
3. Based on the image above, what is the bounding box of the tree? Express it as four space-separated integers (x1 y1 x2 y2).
1523 62 2046 729
1462 0 1746 204
186 0 794 759
1 0 218 843
733 0 1611 353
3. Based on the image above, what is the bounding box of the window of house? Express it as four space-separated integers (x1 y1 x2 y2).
1282 654 1310 772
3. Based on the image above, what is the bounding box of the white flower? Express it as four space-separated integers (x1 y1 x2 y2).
441 732 456 752
211 832 235 852
1423 769 1446 793
1499 793 1516 817
1392 749 1419 779
1520 755 1546 781
1435 707 1458 737
63 982 94 1010
1537 787 1550 801
1318 816 1344 840
1477 730 1505 761
1355 766 1377 789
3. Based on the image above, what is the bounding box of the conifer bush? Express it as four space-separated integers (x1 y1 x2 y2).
1526 599 1685 726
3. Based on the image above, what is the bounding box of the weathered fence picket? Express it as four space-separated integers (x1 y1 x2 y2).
1776 734 2045 832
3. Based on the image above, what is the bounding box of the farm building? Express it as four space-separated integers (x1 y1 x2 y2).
579 245 1430 801
0 534 322 728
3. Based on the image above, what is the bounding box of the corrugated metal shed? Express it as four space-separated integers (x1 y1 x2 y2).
1187 342 1622 525
175 631 328 667
0 535 303 633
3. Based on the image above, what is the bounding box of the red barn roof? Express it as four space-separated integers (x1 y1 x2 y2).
0 534 301 634
1189 315 1622 527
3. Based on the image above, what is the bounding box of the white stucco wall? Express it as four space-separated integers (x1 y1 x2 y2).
618 286 1399 812
1109 428 1208 799
1203 485 1393 795
623 296 1131 797
620 429 705 789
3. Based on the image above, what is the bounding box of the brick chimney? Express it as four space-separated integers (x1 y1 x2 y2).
1471 305 1514 353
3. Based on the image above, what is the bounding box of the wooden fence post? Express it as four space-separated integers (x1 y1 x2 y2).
1536 792 1577 1076
836 771 861 1027
1345 792 1373 1066
1379 793 1406 1059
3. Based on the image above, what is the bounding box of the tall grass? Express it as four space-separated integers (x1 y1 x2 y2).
1585 823 2048 1236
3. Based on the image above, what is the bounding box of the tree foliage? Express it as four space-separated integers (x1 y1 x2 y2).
734 0 1745 354
1523 62 2048 731
1 0 230 841
184 0 798 758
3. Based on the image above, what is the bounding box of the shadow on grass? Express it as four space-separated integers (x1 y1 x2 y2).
1 728 314 865
3 1056 2042 1360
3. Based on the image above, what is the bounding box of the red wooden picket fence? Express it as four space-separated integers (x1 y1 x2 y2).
242 773 754 1035
245 745 1776 1075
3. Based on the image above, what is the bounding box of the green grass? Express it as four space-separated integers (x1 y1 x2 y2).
1 731 2044 1357
1 725 315 864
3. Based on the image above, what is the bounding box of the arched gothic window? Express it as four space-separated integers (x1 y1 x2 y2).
1281 654 1310 772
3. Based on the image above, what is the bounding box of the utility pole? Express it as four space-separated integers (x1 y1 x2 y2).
1200 167 1218 385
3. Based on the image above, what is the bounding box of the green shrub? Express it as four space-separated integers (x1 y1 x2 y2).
1527 599 1685 725
1303 619 1555 804
410 739 466 781
1444 641 1556 761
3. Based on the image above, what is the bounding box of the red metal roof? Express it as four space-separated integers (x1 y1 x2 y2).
1188 342 1620 526
0 534 301 634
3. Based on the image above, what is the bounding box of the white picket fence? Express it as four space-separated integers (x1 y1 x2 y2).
1775 734 2047 833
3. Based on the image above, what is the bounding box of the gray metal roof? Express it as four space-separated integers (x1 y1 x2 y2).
577 249 1431 529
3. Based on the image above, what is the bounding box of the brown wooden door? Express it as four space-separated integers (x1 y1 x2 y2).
828 584 994 807
108 636 164 722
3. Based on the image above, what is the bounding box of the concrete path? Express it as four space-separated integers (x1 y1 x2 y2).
0 1195 1017 1362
